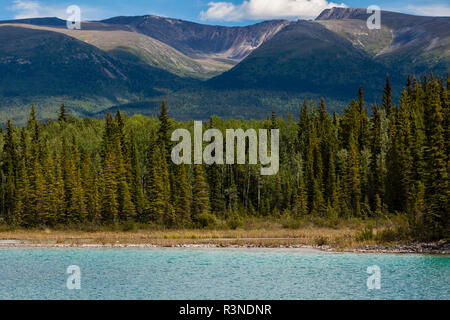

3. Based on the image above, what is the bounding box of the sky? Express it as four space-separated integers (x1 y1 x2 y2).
0 0 449 26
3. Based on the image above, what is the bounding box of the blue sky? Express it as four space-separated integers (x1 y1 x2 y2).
1 0 449 26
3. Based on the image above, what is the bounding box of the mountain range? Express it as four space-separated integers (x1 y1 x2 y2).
0 7 448 123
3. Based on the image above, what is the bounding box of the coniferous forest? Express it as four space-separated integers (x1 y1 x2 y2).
0 74 448 240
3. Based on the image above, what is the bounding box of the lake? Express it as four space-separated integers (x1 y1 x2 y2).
0 248 448 300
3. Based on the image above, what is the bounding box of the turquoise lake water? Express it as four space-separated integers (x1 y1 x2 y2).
0 248 448 300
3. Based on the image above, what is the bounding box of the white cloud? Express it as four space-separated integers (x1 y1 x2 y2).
405 4 450 17
10 0 65 19
200 0 347 21
8 0 105 20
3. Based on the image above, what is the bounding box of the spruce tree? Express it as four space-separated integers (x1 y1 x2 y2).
115 136 136 222
158 101 172 159
53 153 66 224
173 164 192 226
100 151 119 225
145 142 172 224
369 104 384 211
206 119 225 215
69 140 88 224
382 74 393 117
80 150 100 224
40 142 57 225
28 152 46 226
346 132 361 216
15 129 30 226
2 120 17 223
129 131 145 216
58 104 67 123
292 168 308 217
192 164 211 219
27 104 38 131
423 80 448 238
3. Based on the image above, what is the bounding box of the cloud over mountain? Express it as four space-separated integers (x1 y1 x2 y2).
9 0 65 19
200 0 347 21
8 0 105 20
405 4 450 17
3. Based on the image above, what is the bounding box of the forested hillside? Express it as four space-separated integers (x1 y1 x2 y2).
0 9 449 124
0 74 448 240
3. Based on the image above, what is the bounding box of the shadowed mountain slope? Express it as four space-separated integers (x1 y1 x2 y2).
0 9 448 123
207 20 395 102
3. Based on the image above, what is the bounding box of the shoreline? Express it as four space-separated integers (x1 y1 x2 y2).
1 229 448 254
1 239 448 254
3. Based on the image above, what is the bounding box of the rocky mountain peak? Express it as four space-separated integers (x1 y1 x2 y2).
316 7 370 21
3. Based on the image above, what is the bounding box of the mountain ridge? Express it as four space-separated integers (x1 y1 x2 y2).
100 15 291 62
206 19 394 101
0 8 448 123
315 7 450 75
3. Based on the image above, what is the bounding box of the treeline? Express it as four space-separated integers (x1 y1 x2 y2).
0 74 448 239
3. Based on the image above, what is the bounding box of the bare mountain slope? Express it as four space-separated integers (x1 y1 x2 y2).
316 7 450 75
1 16 291 79
0 9 448 123
100 15 291 62
0 23 227 79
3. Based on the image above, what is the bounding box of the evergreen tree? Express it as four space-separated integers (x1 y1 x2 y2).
27 104 38 131
158 101 172 159
382 74 393 117
53 153 66 224
346 132 361 216
80 150 100 224
100 151 119 225
0 74 447 240
385 107 404 212
292 168 308 217
40 143 58 225
28 151 46 226
115 109 128 158
423 80 448 238
206 119 225 215
67 140 87 224
115 135 136 222
192 164 211 219
173 164 192 226
58 104 67 123
2 120 17 223
369 104 385 211
129 131 145 216
145 142 173 225
15 129 30 226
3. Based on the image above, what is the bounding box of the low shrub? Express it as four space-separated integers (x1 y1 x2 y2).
227 215 243 230
357 223 374 241
315 236 328 246
195 214 217 229
121 220 137 232
281 218 304 229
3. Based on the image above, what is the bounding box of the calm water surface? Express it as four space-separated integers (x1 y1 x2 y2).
0 248 448 300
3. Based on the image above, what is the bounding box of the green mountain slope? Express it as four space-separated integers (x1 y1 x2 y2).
0 25 191 123
0 23 228 79
207 20 395 102
0 9 448 123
